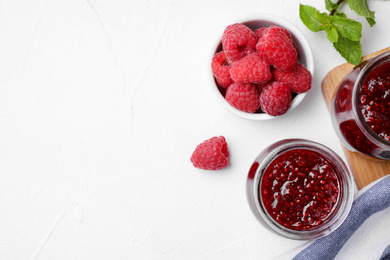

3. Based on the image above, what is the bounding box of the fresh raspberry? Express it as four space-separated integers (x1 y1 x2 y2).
273 63 312 93
266 25 292 40
256 79 274 95
254 27 268 40
190 136 230 170
255 26 292 40
260 81 292 116
225 83 260 113
256 29 297 71
255 80 274 114
230 53 272 84
211 51 234 88
222 23 257 62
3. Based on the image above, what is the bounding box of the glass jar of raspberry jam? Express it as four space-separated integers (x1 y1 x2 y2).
246 139 354 240
331 51 390 160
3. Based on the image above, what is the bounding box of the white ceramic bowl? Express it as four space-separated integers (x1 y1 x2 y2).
210 13 314 120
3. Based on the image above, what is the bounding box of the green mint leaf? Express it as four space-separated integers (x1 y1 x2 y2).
325 25 339 42
299 4 329 32
329 16 362 41
347 0 376 25
334 12 347 19
333 36 362 65
347 0 375 18
366 17 376 27
325 0 339 12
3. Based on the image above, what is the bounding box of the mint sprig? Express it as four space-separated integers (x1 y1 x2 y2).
299 0 377 65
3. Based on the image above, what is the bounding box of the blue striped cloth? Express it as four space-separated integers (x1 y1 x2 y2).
381 245 390 260
293 175 390 260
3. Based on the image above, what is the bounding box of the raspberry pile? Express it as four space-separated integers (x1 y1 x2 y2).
211 23 312 116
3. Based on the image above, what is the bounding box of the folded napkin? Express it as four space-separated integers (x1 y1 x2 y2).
292 174 390 260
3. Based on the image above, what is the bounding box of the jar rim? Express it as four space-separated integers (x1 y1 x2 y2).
352 51 390 147
249 139 354 240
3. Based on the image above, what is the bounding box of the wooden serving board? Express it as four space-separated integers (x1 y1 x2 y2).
322 47 390 190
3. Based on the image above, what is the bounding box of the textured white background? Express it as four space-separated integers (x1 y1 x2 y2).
0 0 389 259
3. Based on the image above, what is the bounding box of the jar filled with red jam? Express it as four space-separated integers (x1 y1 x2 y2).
246 139 353 240
331 51 390 160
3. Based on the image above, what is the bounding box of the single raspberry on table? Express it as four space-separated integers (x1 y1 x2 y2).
256 29 297 71
226 83 260 113
260 81 292 116
273 62 312 93
190 136 230 170
222 23 257 62
230 53 272 84
211 51 234 88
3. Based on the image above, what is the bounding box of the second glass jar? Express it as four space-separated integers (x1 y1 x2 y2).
330 51 390 160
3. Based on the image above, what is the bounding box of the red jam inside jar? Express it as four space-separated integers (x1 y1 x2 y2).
359 61 390 142
260 149 340 231
331 52 390 159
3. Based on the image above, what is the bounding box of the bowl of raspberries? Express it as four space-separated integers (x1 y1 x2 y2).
210 14 314 120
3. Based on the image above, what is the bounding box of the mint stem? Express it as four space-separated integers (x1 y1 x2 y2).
329 0 345 16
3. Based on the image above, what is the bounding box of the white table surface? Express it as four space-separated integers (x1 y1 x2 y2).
1 0 389 259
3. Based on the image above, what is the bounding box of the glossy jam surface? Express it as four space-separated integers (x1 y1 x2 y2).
359 61 390 142
260 149 340 231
